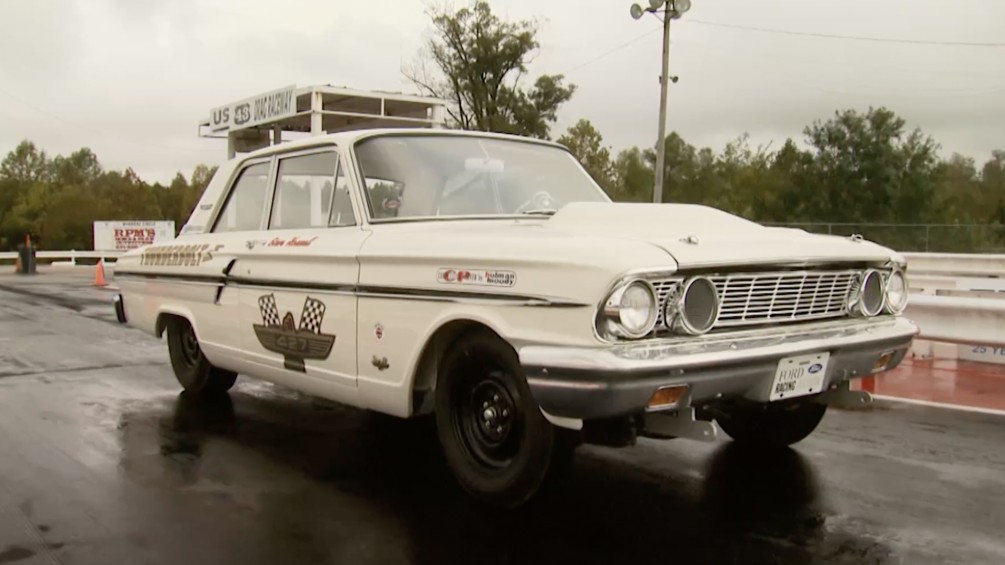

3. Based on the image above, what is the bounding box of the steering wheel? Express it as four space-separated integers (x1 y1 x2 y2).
515 190 561 214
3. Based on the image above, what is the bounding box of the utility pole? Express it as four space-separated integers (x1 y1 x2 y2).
630 0 691 204
653 10 671 204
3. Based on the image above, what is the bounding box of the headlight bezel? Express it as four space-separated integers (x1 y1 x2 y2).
597 278 659 340
883 268 909 314
673 276 720 335
849 268 886 317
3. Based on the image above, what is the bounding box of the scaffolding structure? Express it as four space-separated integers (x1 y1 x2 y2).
198 85 448 158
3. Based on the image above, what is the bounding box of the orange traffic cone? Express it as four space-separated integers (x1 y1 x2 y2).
94 259 108 287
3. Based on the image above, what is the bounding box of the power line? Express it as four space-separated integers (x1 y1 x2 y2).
0 83 188 155
687 19 1005 48
562 27 661 75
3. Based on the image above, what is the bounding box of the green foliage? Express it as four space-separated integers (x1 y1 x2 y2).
2 107 1001 253
557 119 614 192
555 107 1002 251
0 141 214 250
406 1 575 139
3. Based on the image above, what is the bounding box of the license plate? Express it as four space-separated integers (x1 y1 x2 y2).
770 352 829 401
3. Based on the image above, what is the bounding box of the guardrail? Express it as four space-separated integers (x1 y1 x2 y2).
0 250 124 264
905 252 1005 361
903 252 1005 278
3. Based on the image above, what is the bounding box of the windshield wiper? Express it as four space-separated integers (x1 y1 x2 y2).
519 209 558 216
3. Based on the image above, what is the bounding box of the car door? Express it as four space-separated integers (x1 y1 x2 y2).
231 147 366 392
182 157 275 369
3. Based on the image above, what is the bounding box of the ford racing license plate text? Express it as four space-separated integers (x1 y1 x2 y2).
770 352 829 401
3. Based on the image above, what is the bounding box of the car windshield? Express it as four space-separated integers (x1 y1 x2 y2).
354 134 610 220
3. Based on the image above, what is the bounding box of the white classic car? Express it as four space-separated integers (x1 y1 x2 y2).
113 128 917 507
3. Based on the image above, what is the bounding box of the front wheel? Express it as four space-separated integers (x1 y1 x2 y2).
166 317 237 396
435 331 569 508
716 401 827 448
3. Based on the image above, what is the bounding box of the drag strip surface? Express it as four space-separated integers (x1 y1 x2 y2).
0 271 1003 564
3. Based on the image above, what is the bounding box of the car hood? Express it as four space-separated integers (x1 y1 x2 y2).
546 202 899 269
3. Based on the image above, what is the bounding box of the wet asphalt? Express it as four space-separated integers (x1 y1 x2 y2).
0 269 1003 565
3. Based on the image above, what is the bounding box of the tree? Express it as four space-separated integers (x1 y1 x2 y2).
647 132 699 204
979 150 1005 224
0 140 51 185
558 119 614 192
795 107 940 224
611 147 653 202
405 1 575 139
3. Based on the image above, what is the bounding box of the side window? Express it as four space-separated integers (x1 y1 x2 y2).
330 162 357 227
214 162 270 233
270 152 339 230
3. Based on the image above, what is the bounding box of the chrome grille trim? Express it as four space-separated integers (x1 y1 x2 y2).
651 269 860 331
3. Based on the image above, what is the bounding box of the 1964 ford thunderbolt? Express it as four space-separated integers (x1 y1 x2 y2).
113 129 917 507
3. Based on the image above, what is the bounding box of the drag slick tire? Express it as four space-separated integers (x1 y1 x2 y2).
166 317 237 396
435 331 571 508
716 401 827 448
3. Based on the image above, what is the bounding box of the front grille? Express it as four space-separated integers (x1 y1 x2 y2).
652 269 859 332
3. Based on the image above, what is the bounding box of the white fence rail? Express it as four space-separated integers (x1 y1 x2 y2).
903 252 1005 278
905 252 1005 361
0 250 124 263
0 249 1001 351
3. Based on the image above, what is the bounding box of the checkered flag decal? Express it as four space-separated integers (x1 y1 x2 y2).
258 294 281 326
299 297 326 334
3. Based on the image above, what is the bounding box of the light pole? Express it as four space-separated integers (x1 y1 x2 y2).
630 0 690 204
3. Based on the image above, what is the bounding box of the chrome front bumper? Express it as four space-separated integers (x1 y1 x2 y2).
520 316 918 419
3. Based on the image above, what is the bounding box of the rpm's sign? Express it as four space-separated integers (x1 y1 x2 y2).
210 85 297 133
93 221 176 251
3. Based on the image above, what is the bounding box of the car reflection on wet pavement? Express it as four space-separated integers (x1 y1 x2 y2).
106 386 881 565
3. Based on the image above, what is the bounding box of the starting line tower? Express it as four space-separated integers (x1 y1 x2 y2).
198 85 448 158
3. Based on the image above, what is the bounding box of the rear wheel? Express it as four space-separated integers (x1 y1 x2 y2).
166 317 237 396
435 331 572 508
716 401 827 448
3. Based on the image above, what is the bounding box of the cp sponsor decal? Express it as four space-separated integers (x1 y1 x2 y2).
436 268 517 287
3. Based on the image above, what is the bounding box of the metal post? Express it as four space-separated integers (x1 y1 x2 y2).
310 89 323 135
652 9 672 204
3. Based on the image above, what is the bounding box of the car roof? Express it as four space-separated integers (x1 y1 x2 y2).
235 128 566 161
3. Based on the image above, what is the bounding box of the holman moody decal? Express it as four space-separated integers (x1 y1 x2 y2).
254 294 335 372
436 268 516 287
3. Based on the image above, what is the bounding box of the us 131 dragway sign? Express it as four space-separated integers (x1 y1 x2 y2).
209 85 297 133
93 221 175 251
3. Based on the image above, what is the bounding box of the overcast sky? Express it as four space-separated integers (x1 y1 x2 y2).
1 0 1002 183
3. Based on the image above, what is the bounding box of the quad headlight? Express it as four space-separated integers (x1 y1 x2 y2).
598 279 658 339
850 268 907 317
848 269 885 317
669 276 719 335
884 269 909 314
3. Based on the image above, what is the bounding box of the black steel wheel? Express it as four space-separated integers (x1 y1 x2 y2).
435 330 570 508
166 317 237 396
716 401 827 448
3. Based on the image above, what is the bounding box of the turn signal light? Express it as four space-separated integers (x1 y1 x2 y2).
872 351 894 373
647 385 688 411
